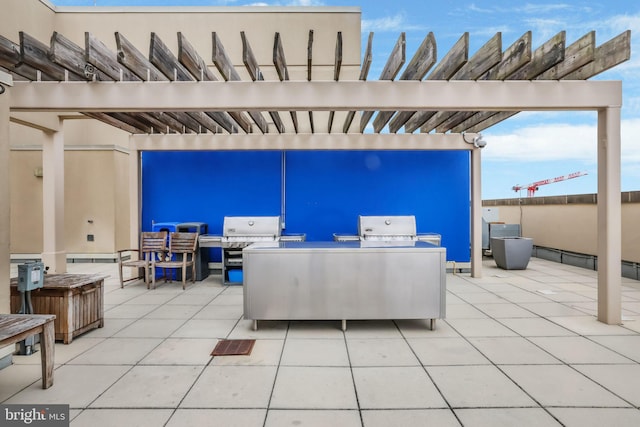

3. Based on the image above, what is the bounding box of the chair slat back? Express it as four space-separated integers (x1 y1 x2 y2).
141 231 167 253
168 232 198 254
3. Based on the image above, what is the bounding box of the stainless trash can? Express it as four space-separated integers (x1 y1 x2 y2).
177 222 210 281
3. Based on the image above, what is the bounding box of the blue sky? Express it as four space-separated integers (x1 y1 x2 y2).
50 0 640 199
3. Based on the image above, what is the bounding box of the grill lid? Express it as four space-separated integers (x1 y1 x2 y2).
222 216 281 239
358 215 417 240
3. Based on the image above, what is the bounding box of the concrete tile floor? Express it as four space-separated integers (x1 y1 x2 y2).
1 258 640 426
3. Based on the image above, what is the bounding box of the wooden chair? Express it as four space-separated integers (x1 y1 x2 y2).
156 232 198 289
117 231 167 289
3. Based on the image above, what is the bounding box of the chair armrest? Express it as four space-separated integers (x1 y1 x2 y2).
117 249 141 262
117 248 141 254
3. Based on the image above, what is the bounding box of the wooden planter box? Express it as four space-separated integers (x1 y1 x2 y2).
10 274 106 344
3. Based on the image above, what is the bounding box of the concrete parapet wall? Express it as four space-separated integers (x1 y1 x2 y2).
484 191 640 264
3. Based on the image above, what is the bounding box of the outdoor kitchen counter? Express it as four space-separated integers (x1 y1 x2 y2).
243 241 446 331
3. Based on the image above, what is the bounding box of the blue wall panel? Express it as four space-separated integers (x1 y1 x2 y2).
285 151 470 261
141 151 282 233
141 150 470 262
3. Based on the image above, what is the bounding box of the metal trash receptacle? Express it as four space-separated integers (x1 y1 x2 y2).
177 222 210 281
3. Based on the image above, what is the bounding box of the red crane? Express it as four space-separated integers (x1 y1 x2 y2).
512 171 588 197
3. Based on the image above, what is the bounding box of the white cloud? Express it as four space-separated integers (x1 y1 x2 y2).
362 12 423 33
483 118 640 168
483 123 596 162
362 14 405 33
243 0 324 5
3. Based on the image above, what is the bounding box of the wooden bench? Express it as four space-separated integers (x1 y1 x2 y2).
0 314 56 388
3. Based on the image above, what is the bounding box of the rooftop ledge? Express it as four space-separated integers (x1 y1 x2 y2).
39 1 360 14
483 190 640 206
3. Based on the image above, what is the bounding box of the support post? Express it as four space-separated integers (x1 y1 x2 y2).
128 144 141 250
41 121 67 273
0 86 10 313
470 147 482 278
597 107 622 324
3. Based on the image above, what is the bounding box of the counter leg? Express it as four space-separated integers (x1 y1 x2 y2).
430 319 436 331
40 320 55 389
341 319 347 332
252 320 258 331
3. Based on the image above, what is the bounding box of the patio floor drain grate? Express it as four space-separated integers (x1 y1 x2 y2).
211 339 256 356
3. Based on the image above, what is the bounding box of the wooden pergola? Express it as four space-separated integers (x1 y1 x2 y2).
0 27 631 324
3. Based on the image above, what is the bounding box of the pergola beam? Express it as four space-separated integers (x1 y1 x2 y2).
9 80 622 113
130 132 473 151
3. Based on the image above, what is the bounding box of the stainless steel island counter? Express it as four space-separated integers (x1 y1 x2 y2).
243 241 446 330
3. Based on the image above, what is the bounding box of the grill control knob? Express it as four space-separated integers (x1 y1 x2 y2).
385 219 391 225
248 221 255 226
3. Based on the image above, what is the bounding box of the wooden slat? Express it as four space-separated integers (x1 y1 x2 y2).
0 34 47 81
85 32 140 81
149 32 192 81
273 32 289 81
143 111 185 133
452 31 567 133
241 31 284 133
0 34 21 70
468 31 630 133
150 32 218 134
177 32 243 133
328 32 343 133
538 31 595 80
108 112 153 133
273 32 298 133
115 32 168 82
343 32 373 133
188 111 220 133
212 32 267 134
136 112 171 134
177 32 217 81
564 30 630 79
50 31 110 81
307 30 314 132
334 31 343 81
167 111 201 133
408 32 502 133
84 112 146 134
389 32 469 133
20 32 84 81
437 31 532 133
307 29 314 81
241 31 261 81
360 32 405 133
508 31 566 80
204 111 239 134
373 32 436 132
211 32 241 81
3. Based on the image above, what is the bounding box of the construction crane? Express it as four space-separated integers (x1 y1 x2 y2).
512 171 588 197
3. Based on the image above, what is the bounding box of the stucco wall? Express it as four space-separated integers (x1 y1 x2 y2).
4 0 55 42
484 193 640 264
5 1 362 257
9 119 129 255
52 7 361 80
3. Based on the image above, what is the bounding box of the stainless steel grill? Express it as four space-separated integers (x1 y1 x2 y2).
198 216 285 284
359 215 418 241
221 216 281 248
335 215 441 245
